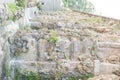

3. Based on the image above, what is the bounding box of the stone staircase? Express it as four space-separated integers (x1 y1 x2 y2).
7 10 120 80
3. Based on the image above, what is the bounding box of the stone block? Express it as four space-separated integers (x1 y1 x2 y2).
30 21 42 29
98 42 120 49
37 62 56 74
38 39 48 61
99 62 120 74
59 61 80 74
69 38 81 60
18 38 37 61
96 47 120 61
89 74 120 80
55 38 71 59
10 61 38 75
94 60 100 76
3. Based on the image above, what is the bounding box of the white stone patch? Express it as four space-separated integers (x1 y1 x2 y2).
94 60 100 76
4 22 19 37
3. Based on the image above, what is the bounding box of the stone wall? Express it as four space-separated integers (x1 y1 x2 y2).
6 11 120 80
0 21 19 79
0 10 120 80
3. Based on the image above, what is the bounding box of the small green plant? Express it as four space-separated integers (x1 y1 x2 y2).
67 74 93 80
14 68 22 80
85 73 93 79
5 64 11 78
55 73 61 79
14 70 54 80
16 0 26 7
7 3 19 21
36 2 42 10
48 30 58 43
68 76 76 80
7 3 18 14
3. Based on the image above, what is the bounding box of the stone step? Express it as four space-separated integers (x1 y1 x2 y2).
94 60 120 76
97 42 120 49
11 60 120 77
9 60 86 76
96 42 120 62
89 74 120 80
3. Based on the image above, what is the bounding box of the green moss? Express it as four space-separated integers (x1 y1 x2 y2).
47 30 58 43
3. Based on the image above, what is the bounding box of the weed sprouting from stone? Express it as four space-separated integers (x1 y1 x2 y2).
47 30 58 43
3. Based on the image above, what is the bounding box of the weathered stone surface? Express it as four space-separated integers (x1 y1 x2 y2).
98 42 120 49
9 33 38 61
96 48 120 62
100 63 120 74
0 22 19 79
0 4 9 23
78 53 92 62
57 21 66 28
94 60 100 76
113 66 120 76
55 38 70 59
89 74 120 80
0 48 4 76
92 27 112 33
20 37 37 61
1 11 120 80
59 61 80 71
10 61 38 74
70 38 81 60
107 55 120 64
38 39 48 61
37 62 56 74
30 22 42 29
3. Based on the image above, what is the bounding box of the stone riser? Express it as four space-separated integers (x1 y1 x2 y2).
10 60 120 76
